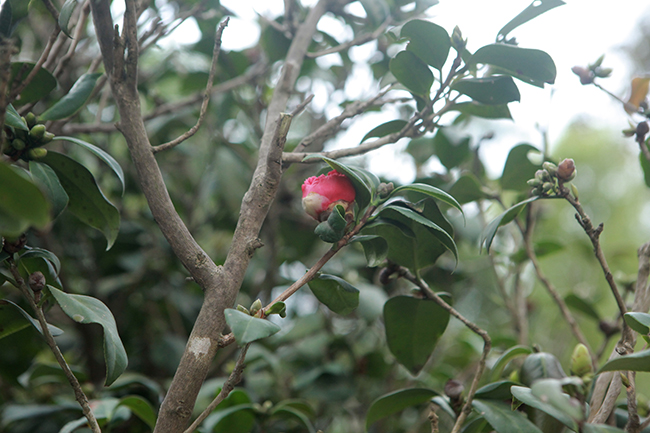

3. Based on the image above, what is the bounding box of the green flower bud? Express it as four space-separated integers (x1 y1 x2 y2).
527 178 542 187
25 112 37 128
41 132 55 144
27 148 47 160
29 124 46 141
11 139 26 150
542 161 558 176
570 183 579 200
236 304 250 315
250 299 263 315
570 343 592 377
542 182 554 193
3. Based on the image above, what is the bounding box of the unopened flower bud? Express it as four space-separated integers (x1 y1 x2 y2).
571 66 594 85
451 26 466 51
542 161 558 177
250 299 263 316
27 148 47 160
29 124 46 141
41 132 55 144
28 271 46 293
557 158 576 181
11 139 26 150
636 121 649 143
444 379 464 400
2 233 27 254
594 67 613 78
542 182 554 193
535 169 549 182
570 343 592 377
236 304 250 315
25 112 37 128
377 182 394 198
302 171 356 222
527 178 542 187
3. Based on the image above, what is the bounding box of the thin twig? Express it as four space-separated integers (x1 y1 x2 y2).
53 1 91 79
306 19 391 58
183 344 251 433
290 94 314 117
152 17 229 153
8 261 101 433
40 0 60 21
9 28 60 102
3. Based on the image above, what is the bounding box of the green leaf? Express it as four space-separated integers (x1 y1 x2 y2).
40 73 103 121
224 308 281 346
59 417 89 433
430 128 471 170
380 204 458 263
266 301 286 317
401 19 450 70
0 161 50 238
640 152 650 188
40 151 120 250
5 103 28 130
472 399 543 433
497 0 566 41
391 182 463 215
270 406 316 433
624 312 650 335
475 381 519 400
449 174 489 204
389 50 434 96
471 44 556 87
582 424 626 433
48 286 128 386
203 403 255 433
501 144 543 191
58 0 78 38
491 345 532 381
598 348 650 373
10 63 57 106
510 386 577 430
383 295 451 374
480 196 540 252
451 101 512 119
351 235 388 267
0 299 63 339
29 161 69 218
308 274 359 315
0 0 29 38
452 76 520 105
365 388 438 431
303 155 372 209
564 294 601 321
20 247 61 276
116 395 157 429
53 136 125 194
361 120 408 143
531 379 584 421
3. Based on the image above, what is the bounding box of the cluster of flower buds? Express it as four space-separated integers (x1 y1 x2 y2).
571 55 612 85
527 158 576 197
3 113 54 161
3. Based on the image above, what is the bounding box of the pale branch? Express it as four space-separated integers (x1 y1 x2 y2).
40 0 60 21
53 0 91 79
633 242 650 313
290 94 314 117
399 268 491 433
8 261 101 433
152 17 229 154
183 344 251 433
625 371 640 433
306 18 391 58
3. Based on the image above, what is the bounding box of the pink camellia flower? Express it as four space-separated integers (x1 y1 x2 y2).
302 170 356 221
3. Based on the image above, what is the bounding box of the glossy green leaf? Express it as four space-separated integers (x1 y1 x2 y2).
531 379 584 421
40 73 103 121
203 403 255 433
5 104 28 130
472 399 543 433
48 286 128 386
314 205 346 243
401 19 450 70
481 196 540 252
500 144 543 190
0 161 50 238
365 388 438 431
497 0 566 41
0 299 63 339
624 312 650 335
351 235 388 267
472 44 556 87
519 352 566 386
510 386 577 430
598 348 650 373
10 63 57 106
452 101 512 119
29 161 69 218
452 76 520 105
224 308 281 346
564 294 601 321
20 247 61 276
361 120 408 143
389 50 434 96
0 0 29 37
383 295 451 374
266 301 286 317
434 129 471 170
308 274 359 315
391 182 463 215
270 406 316 433
475 381 518 400
449 174 489 204
40 151 120 250
116 395 157 429
582 424 626 433
303 155 372 209
58 0 78 38
491 345 532 380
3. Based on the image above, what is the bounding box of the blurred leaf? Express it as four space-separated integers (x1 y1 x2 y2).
303 155 372 209
491 345 532 380
389 50 434 96
365 388 438 431
358 0 389 27
224 309 281 346
406 136 435 162
308 274 359 315
40 73 103 121
270 406 317 433
531 379 584 421
519 352 566 386
471 44 556 87
511 240 564 264
10 63 57 106
361 120 407 143
481 196 540 252
497 0 565 41
501 144 543 190
29 161 69 218
431 128 471 170
564 294 601 321
20 247 61 276
59 417 88 433
41 151 120 250
452 76 520 105
0 161 50 238
625 77 650 114
401 19 450 70
598 348 650 373
511 386 577 430
48 286 128 386
624 312 650 335
0 0 29 37
451 101 512 119
203 403 255 433
383 295 451 374
5 103 28 130
351 235 388 267
116 395 157 429
0 299 63 339
472 399 543 433
58 0 78 38
391 182 463 215
475 381 519 400
640 152 650 188
582 424 626 433
449 173 489 204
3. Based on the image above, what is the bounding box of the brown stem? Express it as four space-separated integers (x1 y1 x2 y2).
0 37 14 154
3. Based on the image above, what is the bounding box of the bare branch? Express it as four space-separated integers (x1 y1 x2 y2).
40 0 60 21
152 17 229 154
9 27 60 102
53 1 92 79
290 93 314 117
306 19 391 58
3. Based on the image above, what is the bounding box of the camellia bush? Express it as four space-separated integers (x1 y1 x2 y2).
2 0 650 432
